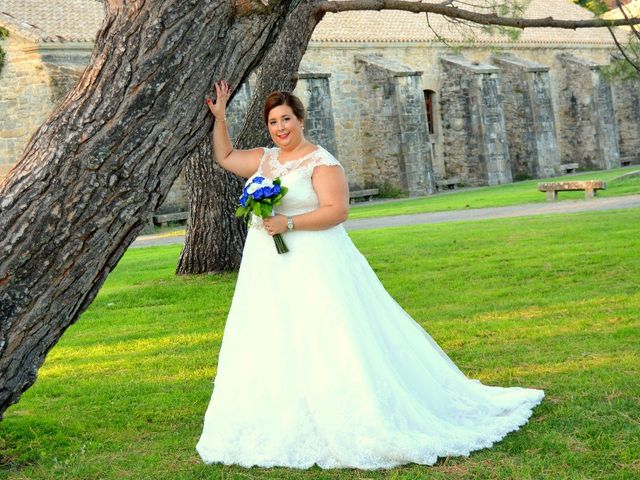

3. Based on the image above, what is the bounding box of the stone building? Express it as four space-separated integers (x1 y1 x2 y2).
1 0 639 211
0 0 102 180
301 0 640 192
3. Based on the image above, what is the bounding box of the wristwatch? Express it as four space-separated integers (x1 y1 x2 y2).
287 216 295 231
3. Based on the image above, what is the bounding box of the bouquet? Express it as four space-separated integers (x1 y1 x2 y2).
236 176 289 254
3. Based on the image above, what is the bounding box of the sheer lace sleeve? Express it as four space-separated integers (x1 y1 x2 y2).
258 146 343 179
300 148 344 178
255 147 275 176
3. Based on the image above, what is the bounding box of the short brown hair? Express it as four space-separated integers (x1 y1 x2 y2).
263 91 305 125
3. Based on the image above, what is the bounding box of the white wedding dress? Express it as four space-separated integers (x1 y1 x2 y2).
196 146 544 470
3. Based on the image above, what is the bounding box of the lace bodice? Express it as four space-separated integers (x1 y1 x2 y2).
247 146 343 228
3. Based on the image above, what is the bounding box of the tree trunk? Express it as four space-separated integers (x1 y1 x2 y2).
0 0 312 419
177 1 324 274
176 140 247 274
4 0 628 422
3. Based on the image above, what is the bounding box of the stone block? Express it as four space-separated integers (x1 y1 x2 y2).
556 53 620 171
490 53 560 179
439 55 511 186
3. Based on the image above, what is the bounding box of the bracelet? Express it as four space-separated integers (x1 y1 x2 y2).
216 116 227 123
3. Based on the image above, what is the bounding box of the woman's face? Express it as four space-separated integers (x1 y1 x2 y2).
267 104 304 150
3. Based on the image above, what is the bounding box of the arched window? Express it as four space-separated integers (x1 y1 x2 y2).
423 90 436 135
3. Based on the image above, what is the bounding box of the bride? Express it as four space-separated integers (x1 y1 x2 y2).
196 80 544 470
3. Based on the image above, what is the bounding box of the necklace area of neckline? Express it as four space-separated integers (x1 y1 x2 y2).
275 146 322 165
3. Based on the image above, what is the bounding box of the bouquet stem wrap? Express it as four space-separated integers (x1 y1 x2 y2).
271 233 289 254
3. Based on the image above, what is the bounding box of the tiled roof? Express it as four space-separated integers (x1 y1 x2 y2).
0 0 620 46
311 0 618 45
0 0 104 43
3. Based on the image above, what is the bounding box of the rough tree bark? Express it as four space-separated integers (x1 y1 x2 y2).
176 141 247 274
2 0 638 421
0 0 309 419
176 1 323 274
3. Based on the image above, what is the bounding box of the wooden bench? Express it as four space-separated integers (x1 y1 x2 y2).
153 211 188 227
538 180 606 201
349 188 379 204
560 163 579 174
435 177 461 191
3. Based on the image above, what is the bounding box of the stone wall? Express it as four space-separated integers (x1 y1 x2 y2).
439 56 511 186
156 81 254 213
300 42 616 188
0 34 55 168
490 53 560 179
294 70 339 159
300 46 367 187
39 44 92 102
555 53 620 170
612 77 640 165
395 72 435 194
227 81 253 141
354 54 404 190
0 36 91 185
2 33 633 204
354 54 434 195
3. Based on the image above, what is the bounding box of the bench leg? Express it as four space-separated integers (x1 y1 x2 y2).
585 188 594 199
546 190 557 202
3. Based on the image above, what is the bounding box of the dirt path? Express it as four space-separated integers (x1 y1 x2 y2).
131 194 640 248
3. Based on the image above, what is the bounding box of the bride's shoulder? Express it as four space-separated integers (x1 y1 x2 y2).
259 146 280 163
311 146 342 169
262 146 279 155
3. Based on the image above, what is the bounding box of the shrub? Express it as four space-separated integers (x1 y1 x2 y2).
364 180 409 199
0 27 8 75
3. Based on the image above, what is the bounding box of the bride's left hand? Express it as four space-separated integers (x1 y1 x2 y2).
262 215 288 236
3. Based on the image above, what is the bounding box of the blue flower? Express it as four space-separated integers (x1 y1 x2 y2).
271 184 281 195
252 176 266 184
239 194 249 207
253 189 264 200
261 186 273 198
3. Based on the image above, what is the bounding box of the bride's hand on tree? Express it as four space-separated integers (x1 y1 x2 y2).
263 215 288 236
206 80 230 120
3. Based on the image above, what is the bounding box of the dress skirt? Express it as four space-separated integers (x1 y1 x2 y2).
196 224 544 470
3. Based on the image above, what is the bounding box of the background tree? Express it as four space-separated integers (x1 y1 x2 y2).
574 0 609 15
604 0 640 77
1 0 639 421
570 0 640 77
0 26 8 75
177 1 322 275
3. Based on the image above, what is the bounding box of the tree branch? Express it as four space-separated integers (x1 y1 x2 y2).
316 0 640 29
607 25 640 74
234 0 276 16
614 0 640 40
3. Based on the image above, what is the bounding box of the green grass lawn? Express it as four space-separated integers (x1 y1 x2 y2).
1 209 639 479
348 167 640 220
